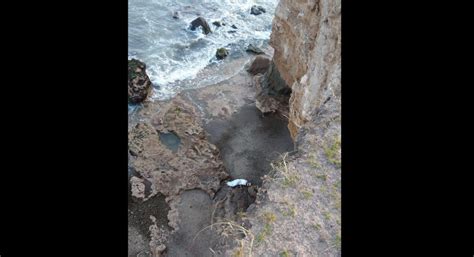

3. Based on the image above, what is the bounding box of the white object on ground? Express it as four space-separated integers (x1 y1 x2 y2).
226 179 250 187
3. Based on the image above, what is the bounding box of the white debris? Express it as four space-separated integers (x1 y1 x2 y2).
226 179 251 187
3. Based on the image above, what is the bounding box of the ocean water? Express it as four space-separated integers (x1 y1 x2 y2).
128 0 278 101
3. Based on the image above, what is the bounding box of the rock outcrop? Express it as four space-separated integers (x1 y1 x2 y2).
269 0 341 139
128 59 152 104
190 17 212 35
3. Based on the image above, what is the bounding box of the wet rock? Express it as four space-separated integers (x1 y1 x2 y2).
216 48 229 60
190 17 211 35
172 11 180 19
231 24 238 29
227 30 237 34
250 5 266 15
247 56 271 75
128 59 152 104
212 21 221 27
246 44 264 55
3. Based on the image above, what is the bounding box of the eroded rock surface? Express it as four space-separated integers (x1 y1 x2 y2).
129 96 229 200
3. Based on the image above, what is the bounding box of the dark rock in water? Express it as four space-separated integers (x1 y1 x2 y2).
250 5 266 15
228 30 237 34
246 44 265 55
172 11 180 19
190 17 212 35
216 48 229 60
247 56 271 75
212 21 221 27
128 59 152 104
231 24 238 29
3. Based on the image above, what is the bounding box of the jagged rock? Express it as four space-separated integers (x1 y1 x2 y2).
212 21 221 27
231 24 238 29
247 55 270 75
128 59 152 104
250 5 266 15
246 44 264 55
216 48 229 60
190 17 211 35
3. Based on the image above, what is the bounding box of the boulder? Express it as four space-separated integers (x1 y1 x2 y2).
128 59 152 104
216 48 229 60
190 17 211 35
247 56 271 75
246 44 264 55
250 5 266 15
212 21 221 27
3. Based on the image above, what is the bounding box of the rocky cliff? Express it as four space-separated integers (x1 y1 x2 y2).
229 0 341 256
270 0 341 140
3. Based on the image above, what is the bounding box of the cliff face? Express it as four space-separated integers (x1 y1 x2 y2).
226 1 341 256
270 0 341 139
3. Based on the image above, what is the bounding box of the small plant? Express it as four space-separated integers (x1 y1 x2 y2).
308 154 321 169
315 173 327 181
194 221 254 256
301 189 314 199
312 222 322 230
281 205 297 217
255 223 272 244
232 240 245 257
175 107 182 116
262 212 276 223
280 249 290 257
322 210 331 221
282 175 299 188
236 211 247 220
